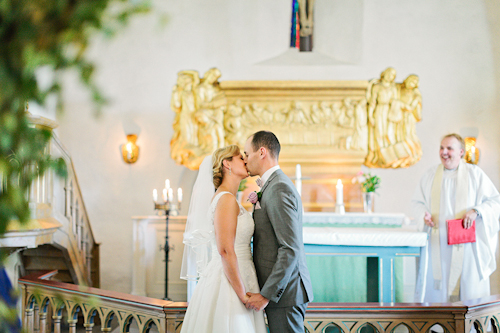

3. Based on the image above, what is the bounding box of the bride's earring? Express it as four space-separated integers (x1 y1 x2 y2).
229 167 232 175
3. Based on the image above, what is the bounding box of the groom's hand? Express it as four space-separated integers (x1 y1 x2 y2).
245 292 269 311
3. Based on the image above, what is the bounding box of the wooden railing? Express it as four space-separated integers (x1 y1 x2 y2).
50 133 98 286
5 113 100 287
20 271 186 333
20 271 500 333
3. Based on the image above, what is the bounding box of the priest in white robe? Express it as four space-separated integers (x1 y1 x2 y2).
413 134 500 303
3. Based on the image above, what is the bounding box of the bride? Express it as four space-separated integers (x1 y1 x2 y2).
180 145 267 333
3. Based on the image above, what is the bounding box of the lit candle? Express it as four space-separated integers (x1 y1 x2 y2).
165 179 170 190
126 142 133 160
178 188 183 203
296 164 301 179
336 179 343 205
153 189 158 202
295 164 302 196
168 188 174 202
162 188 167 202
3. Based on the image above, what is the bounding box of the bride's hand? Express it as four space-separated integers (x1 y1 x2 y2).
241 294 250 305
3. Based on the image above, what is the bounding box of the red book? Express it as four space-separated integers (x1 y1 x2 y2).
447 219 476 245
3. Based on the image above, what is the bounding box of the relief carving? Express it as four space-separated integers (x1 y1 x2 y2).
170 68 226 170
170 68 422 170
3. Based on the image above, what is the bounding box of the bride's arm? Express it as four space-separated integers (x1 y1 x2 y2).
214 194 249 304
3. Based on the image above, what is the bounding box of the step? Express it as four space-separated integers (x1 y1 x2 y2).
22 245 64 258
23 256 68 270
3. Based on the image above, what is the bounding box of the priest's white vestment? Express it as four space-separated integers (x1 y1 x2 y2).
413 163 500 303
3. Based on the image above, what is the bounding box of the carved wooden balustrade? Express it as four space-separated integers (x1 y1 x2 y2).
50 133 98 285
20 271 500 333
20 271 186 333
2 113 100 286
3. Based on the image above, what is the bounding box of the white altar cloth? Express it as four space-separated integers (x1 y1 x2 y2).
303 212 410 226
303 226 427 247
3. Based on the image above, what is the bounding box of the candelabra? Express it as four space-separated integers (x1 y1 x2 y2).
153 181 183 300
154 200 180 300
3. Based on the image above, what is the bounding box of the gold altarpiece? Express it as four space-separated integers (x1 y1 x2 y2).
170 67 422 212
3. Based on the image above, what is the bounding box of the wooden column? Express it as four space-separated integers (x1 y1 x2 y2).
84 323 94 333
25 308 34 333
68 319 77 333
52 316 62 333
39 313 47 333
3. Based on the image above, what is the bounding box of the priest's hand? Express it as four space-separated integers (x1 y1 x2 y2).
245 292 269 311
462 210 477 229
424 211 434 227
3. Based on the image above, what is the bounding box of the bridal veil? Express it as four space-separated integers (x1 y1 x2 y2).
180 155 215 281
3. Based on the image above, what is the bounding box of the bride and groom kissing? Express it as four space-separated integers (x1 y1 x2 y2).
180 130 313 333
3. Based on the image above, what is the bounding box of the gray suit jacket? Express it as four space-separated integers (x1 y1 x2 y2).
252 169 314 308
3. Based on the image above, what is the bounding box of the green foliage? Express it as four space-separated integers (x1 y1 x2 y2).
0 298 19 332
0 0 150 330
352 172 381 193
0 0 150 235
238 179 248 192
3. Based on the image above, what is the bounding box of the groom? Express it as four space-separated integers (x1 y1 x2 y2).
244 131 313 333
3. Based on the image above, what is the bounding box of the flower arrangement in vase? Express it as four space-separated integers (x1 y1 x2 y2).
352 171 381 213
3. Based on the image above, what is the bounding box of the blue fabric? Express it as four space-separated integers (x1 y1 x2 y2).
0 266 21 333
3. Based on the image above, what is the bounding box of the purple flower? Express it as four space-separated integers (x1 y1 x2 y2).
248 191 259 204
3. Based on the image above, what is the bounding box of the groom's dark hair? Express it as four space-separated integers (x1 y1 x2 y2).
251 131 280 160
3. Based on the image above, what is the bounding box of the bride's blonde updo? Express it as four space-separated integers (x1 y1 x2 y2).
212 145 241 189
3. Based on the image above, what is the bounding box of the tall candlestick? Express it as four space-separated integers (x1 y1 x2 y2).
168 188 174 202
162 188 167 202
178 188 183 203
296 164 301 179
336 179 343 205
153 189 158 202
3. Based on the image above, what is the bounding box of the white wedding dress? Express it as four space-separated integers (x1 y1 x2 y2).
180 192 267 333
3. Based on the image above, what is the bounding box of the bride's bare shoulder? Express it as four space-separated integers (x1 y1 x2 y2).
212 191 238 211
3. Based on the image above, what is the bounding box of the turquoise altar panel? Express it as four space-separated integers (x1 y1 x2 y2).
306 256 366 302
305 256 403 302
301 213 425 303
304 244 419 303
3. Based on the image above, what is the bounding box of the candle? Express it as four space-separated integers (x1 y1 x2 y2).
162 188 167 202
295 164 302 196
165 179 170 190
336 179 343 205
178 188 183 203
168 188 174 202
153 189 158 202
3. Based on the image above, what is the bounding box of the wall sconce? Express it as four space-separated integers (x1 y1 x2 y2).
464 137 479 165
122 134 140 164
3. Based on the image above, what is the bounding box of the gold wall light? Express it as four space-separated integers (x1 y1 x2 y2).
464 137 479 165
122 134 140 164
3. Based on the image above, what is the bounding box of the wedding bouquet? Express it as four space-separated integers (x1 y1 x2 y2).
352 171 381 193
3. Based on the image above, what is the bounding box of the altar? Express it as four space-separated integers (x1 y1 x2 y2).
156 66 428 302
130 212 427 303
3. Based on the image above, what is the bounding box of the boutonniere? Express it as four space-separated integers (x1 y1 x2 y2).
248 191 262 209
